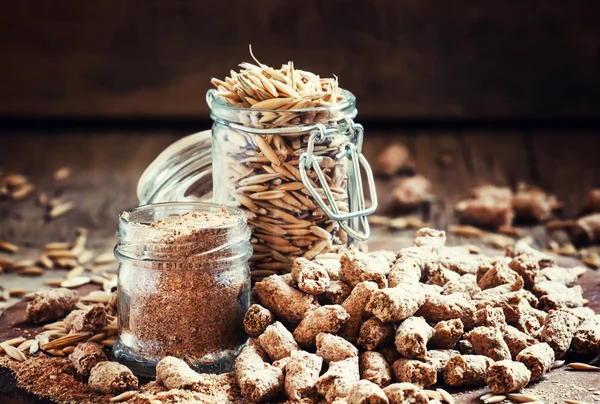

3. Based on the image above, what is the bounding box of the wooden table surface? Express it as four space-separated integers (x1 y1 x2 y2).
1 129 599 403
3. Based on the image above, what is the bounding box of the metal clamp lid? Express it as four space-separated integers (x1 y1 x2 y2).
299 119 377 241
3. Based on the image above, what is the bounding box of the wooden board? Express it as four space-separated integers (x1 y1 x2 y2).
1 241 599 403
1 1 600 119
1 130 600 402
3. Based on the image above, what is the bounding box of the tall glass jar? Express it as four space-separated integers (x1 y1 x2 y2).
208 88 377 276
113 202 252 376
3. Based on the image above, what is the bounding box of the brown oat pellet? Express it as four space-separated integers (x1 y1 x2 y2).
536 266 579 286
284 350 323 400
366 285 425 323
243 304 275 338
425 349 460 375
378 346 400 367
387 255 423 287
538 283 584 311
360 351 392 388
443 354 494 387
568 306 596 321
26 288 79 324
540 308 582 358
339 281 379 342
258 321 300 361
314 258 342 280
383 382 428 404
477 263 521 290
503 325 537 359
473 291 525 323
513 306 545 337
391 359 436 388
425 263 460 287
572 314 600 356
324 280 353 305
347 379 389 404
456 339 474 355
156 356 203 390
455 185 514 228
340 245 389 288
88 361 138 394
508 254 539 288
357 317 395 351
235 340 284 402
413 228 447 250
442 274 481 296
64 305 107 334
316 357 360 403
429 319 464 349
255 274 319 324
394 317 434 360
68 342 107 377
474 306 507 330
272 356 290 373
485 360 531 394
316 332 358 363
464 326 511 361
291 257 330 295
293 305 350 347
512 185 558 222
416 292 476 328
515 342 555 381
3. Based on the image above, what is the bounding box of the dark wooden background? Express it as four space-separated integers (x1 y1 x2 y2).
1 0 600 120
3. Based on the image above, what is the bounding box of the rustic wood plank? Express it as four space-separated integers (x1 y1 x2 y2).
1 130 600 403
0 132 181 245
529 133 600 218
459 132 533 189
1 1 600 119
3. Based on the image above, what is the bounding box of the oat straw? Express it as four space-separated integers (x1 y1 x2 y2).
1 342 27 361
483 396 506 404
41 332 92 350
61 276 90 288
507 393 540 402
0 240 19 253
48 201 74 219
567 362 600 371
111 391 138 402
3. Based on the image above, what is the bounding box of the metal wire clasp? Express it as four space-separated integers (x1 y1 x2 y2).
299 120 377 241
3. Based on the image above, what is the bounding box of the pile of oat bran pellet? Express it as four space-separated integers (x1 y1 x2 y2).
235 228 600 403
2 227 600 403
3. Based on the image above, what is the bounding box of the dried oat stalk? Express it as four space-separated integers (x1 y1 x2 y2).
212 46 343 109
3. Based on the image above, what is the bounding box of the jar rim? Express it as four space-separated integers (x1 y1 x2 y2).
115 202 253 265
119 201 246 230
207 88 356 115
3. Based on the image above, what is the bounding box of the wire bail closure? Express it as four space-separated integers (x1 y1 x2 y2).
225 118 377 242
299 119 377 241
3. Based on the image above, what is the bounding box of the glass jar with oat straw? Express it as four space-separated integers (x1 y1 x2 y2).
208 55 377 277
113 202 252 376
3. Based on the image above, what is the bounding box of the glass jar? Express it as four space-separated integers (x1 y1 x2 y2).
137 131 213 204
207 88 377 275
113 202 252 376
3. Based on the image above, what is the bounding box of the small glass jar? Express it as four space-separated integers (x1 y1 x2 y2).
207 88 377 274
113 202 252 376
